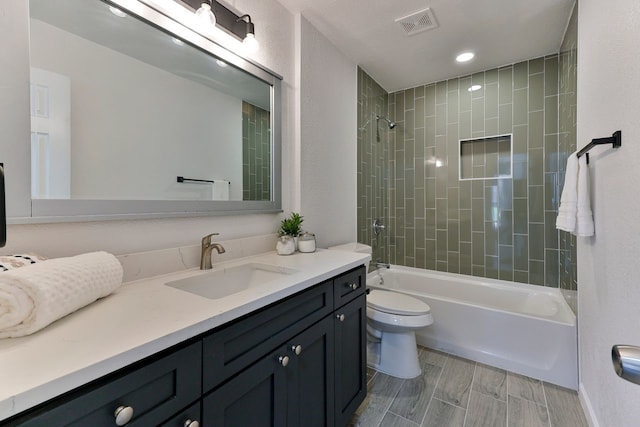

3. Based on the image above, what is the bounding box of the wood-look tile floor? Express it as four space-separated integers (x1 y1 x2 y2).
350 347 589 427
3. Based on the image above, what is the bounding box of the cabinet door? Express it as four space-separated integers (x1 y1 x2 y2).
286 316 335 427
203 346 289 427
334 295 367 427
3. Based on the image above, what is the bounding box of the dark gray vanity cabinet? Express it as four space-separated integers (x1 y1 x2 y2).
202 266 365 427
7 341 202 427
203 316 335 427
5 265 367 427
334 295 367 427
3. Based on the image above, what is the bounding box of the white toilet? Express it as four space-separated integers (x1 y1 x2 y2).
366 289 433 378
327 242 434 379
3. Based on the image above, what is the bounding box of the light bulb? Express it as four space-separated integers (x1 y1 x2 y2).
195 3 216 27
243 33 259 54
109 6 127 18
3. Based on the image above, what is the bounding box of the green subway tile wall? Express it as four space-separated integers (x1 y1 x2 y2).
558 5 578 294
386 56 565 286
357 51 576 288
357 67 389 265
242 101 271 201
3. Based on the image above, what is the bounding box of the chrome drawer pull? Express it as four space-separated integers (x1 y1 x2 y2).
291 344 302 355
345 282 358 290
336 314 345 322
114 406 134 426
184 419 200 427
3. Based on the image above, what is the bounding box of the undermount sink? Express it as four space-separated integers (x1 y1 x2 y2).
166 262 298 300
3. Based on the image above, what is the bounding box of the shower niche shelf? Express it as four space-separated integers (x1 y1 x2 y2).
459 134 513 181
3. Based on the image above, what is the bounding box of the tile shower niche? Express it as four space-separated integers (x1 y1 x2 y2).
459 134 513 180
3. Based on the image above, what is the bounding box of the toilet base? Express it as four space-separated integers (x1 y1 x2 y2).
367 330 422 379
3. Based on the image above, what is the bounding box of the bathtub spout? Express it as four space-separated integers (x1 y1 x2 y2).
375 262 390 269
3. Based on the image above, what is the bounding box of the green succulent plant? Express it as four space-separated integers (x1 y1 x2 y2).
279 212 304 237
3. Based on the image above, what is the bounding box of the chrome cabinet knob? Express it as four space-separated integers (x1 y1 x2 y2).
336 314 345 322
346 282 358 290
114 406 134 426
279 355 290 367
291 344 302 355
184 419 200 427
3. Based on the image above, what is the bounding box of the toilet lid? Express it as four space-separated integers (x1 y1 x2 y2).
367 290 431 316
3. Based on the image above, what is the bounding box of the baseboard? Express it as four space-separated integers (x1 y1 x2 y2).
579 382 600 427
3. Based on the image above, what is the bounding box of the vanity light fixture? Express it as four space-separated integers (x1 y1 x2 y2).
237 14 259 53
456 51 475 63
108 5 127 18
195 1 216 27
182 0 260 55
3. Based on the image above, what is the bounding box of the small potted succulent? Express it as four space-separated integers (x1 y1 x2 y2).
276 212 304 255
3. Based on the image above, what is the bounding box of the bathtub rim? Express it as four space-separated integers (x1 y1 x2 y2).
367 265 576 326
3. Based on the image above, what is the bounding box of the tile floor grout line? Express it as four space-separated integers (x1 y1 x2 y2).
506 369 510 427
376 377 407 427
541 382 553 427
462 361 478 427
387 409 421 427
419 352 449 426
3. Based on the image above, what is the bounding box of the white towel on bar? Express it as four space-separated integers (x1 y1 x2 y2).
0 251 123 338
212 180 230 200
575 154 595 236
556 152 579 232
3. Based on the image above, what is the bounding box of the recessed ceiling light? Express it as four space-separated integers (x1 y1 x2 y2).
456 52 474 63
171 37 184 46
108 6 127 18
468 85 482 92
216 59 228 68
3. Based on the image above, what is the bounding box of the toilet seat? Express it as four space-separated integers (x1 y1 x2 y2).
367 306 433 330
367 290 431 316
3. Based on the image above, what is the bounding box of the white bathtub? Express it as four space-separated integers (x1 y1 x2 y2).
367 265 578 389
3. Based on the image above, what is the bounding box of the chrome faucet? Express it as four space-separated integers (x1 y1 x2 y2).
200 233 226 270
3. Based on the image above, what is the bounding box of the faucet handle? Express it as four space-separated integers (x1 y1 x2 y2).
202 233 220 245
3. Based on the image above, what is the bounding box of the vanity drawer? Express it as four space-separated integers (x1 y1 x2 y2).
12 342 202 427
333 266 366 308
202 280 333 392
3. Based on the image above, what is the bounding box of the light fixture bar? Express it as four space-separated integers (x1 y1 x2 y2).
180 0 252 40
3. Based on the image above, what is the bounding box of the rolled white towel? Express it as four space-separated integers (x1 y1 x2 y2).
0 251 123 339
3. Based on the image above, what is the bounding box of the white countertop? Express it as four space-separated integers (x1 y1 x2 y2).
0 249 369 421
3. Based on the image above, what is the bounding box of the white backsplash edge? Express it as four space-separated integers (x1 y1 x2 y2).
118 233 279 283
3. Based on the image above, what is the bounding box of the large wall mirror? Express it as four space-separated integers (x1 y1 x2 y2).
24 0 281 221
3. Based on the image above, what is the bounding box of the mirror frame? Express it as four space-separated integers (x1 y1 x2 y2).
25 0 282 223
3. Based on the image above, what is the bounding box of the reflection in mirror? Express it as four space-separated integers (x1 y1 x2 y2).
29 0 272 203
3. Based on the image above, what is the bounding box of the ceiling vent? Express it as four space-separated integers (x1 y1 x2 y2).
395 8 438 36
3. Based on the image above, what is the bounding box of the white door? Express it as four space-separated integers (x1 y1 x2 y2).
30 67 71 199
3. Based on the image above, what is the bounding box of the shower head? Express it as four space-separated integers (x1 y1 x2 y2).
376 115 397 129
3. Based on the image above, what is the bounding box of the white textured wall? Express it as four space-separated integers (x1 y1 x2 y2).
298 16 357 248
0 0 295 257
577 0 640 425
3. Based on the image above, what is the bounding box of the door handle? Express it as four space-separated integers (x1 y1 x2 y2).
612 345 640 385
